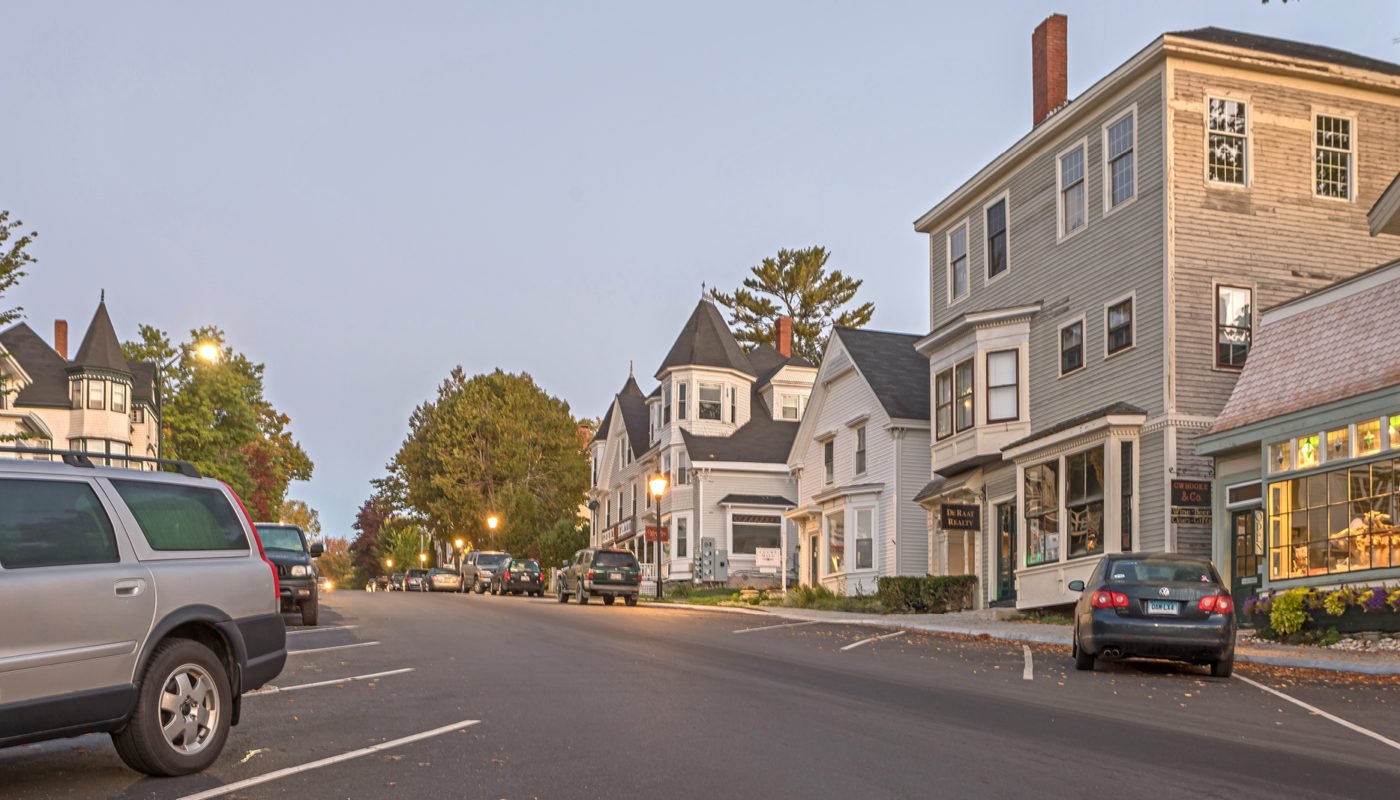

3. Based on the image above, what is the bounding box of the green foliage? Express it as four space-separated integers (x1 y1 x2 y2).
534 519 589 571
712 246 874 364
280 499 321 536
315 538 357 588
785 583 886 613
1323 588 1353 617
121 326 312 518
1269 588 1310 637
0 212 39 438
377 521 433 572
386 367 589 560
876 575 978 614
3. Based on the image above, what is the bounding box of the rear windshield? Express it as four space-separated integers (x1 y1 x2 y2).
255 525 305 552
112 480 248 551
594 551 637 569
477 554 510 568
510 560 540 572
1108 559 1215 584
408 569 428 577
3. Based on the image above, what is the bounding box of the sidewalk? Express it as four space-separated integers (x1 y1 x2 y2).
650 601 1400 676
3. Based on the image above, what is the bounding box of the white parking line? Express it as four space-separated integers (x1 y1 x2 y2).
733 620 823 634
244 668 414 697
1234 674 1400 753
287 641 379 656
1023 645 1034 680
840 631 906 652
175 719 482 800
286 625 358 635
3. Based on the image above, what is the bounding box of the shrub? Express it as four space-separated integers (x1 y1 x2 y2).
876 575 978 614
1269 589 1309 637
666 583 693 600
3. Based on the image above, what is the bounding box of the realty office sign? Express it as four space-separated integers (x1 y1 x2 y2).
755 547 782 574
940 504 981 530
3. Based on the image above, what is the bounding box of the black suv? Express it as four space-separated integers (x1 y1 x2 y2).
557 548 641 606
255 523 323 625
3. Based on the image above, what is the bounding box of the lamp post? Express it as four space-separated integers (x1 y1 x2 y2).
154 339 220 461
454 538 465 570
649 469 668 600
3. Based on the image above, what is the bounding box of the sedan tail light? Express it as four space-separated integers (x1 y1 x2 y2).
1199 595 1234 614
1091 590 1129 609
587 570 595 580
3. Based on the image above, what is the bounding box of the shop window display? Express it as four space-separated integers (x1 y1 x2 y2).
1268 458 1398 579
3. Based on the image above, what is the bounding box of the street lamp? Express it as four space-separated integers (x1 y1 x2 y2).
454 537 465 570
649 469 668 600
487 515 499 532
154 338 221 461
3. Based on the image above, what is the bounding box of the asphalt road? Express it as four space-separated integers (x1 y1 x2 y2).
3 589 1398 800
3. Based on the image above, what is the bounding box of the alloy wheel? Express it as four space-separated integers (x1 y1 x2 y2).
158 663 219 755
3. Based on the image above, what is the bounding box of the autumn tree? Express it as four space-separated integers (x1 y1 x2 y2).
349 497 390 578
280 499 322 537
315 538 356 589
712 246 874 363
0 212 38 436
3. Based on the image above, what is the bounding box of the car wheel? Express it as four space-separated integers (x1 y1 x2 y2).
602 595 616 606
1072 630 1094 671
624 596 638 607
475 581 486 594
111 638 232 777
1210 657 1234 678
300 597 319 626
557 584 569 603
577 584 588 605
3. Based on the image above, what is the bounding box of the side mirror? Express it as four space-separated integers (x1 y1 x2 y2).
309 542 324 558
1067 580 1085 592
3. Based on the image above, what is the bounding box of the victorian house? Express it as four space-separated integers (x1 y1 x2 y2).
588 299 816 586
0 299 159 465
912 17 1400 609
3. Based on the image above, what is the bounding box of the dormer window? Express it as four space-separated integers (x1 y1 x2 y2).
781 395 803 421
87 380 106 410
699 384 723 421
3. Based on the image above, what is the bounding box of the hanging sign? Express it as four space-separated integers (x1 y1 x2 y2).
1171 480 1212 508
940 504 981 530
645 526 668 542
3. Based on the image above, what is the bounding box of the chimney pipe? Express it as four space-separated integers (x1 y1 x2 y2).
1032 14 1068 126
54 320 68 360
775 316 793 358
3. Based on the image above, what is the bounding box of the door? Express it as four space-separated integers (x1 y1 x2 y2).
1230 508 1264 619
808 533 818 586
995 502 1017 604
0 476 155 708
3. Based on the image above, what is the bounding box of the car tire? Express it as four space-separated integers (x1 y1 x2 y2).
1072 632 1094 671
1210 657 1234 678
603 595 615 606
475 581 486 595
300 597 319 626
557 584 569 603
577 584 588 604
111 638 232 777
625 596 638 607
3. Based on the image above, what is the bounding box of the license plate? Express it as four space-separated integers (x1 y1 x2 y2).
1146 600 1179 616
610 572 622 580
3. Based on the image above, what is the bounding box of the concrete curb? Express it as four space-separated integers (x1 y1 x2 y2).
640 601 1400 676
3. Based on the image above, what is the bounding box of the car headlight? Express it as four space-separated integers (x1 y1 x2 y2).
290 565 310 577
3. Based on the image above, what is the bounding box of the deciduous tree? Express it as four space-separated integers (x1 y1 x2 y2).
0 212 38 434
280 499 321 537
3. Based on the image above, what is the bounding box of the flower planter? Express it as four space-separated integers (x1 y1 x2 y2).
1305 606 1400 634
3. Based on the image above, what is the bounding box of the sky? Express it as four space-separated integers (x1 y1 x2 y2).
4 0 1398 538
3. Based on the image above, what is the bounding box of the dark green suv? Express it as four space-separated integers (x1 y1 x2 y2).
557 548 641 606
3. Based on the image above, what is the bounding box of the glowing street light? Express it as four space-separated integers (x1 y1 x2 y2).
649 469 668 600
487 515 499 531
195 341 222 363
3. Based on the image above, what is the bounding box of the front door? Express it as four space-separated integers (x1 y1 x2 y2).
994 502 1016 604
1230 508 1264 619
808 533 818 586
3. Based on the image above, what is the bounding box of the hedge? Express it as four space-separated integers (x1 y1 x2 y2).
876 575 978 614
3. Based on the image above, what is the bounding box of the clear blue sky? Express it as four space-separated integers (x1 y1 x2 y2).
5 1 1397 538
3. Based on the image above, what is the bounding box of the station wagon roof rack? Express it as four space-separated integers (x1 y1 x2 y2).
0 446 203 478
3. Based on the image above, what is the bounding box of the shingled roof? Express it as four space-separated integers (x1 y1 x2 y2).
1169 27 1400 78
681 388 798 464
656 300 755 378
616 376 652 459
835 328 929 421
0 323 72 408
72 301 131 374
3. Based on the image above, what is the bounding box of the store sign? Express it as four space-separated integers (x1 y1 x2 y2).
941 504 981 530
1170 507 1212 525
644 526 668 542
755 547 782 574
1171 480 1212 507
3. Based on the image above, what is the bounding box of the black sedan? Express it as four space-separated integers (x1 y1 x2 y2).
1069 553 1236 677
491 558 545 596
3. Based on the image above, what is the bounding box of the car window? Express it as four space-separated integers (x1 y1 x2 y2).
513 560 540 572
0 479 120 569
255 524 305 552
594 551 637 569
111 480 249 551
1108 559 1214 584
479 554 510 568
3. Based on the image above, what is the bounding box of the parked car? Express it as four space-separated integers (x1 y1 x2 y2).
426 567 463 592
462 550 512 594
557 548 641 606
254 523 323 625
491 558 544 596
1069 552 1236 677
405 568 430 592
0 452 286 776
366 575 390 592
389 572 406 591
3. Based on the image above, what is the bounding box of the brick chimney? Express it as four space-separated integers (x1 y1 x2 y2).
1032 14 1068 126
775 316 793 358
54 320 68 360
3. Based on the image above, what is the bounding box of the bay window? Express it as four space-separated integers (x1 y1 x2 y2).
87 380 106 410
1024 461 1059 566
729 386 737 423
954 360 974 432
1066 447 1105 559
699 384 722 420
674 515 689 559
827 513 845 573
854 508 873 570
935 370 953 440
986 350 1018 422
677 382 688 420
663 383 672 424
675 452 690 485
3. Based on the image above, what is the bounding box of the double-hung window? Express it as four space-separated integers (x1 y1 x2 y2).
985 198 1007 280
674 516 688 558
854 426 867 475
698 383 722 420
985 350 1018 422
728 386 737 423
1106 297 1133 355
1315 114 1353 200
823 440 834 485
675 452 690 485
1216 285 1252 369
1058 142 1086 237
677 382 688 420
110 384 127 414
1208 98 1248 185
948 223 969 302
854 508 873 570
1066 447 1105 559
954 360 974 433
781 395 802 420
1060 320 1084 375
935 370 953 440
1105 110 1135 208
87 380 105 410
663 383 672 424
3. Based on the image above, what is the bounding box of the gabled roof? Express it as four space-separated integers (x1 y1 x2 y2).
747 342 816 389
0 323 71 407
591 405 614 443
656 300 755 378
681 388 798 464
72 301 130 375
835 328 929 421
616 376 652 459
1169 27 1400 78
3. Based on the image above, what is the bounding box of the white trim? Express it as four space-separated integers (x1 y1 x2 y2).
915 304 1041 354
1211 280 1256 372
1224 480 1263 510
1310 108 1357 203
1003 413 1148 461
686 461 792 473
1057 314 1087 377
1101 103 1139 217
1203 92 1251 189
982 189 1011 286
1055 137 1090 242
1103 290 1137 359
945 219 971 306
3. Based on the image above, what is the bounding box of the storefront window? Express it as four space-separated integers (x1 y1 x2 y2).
1325 428 1349 462
732 514 781 555
1358 419 1382 456
827 514 845 574
1024 461 1059 566
1390 416 1400 450
1268 458 1398 580
1066 447 1105 559
1296 435 1320 469
1269 441 1291 474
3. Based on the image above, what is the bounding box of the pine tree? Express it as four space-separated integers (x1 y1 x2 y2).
712 246 874 363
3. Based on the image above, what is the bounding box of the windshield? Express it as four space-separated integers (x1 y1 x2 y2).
255 525 305 552
478 554 510 569
594 552 637 569
1108 559 1215 584
407 569 428 577
510 560 540 573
